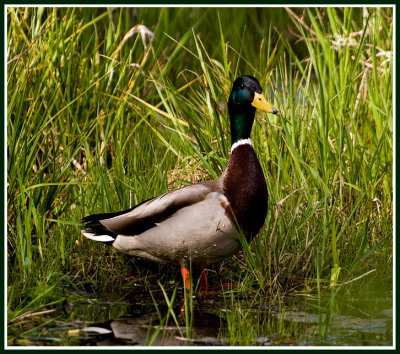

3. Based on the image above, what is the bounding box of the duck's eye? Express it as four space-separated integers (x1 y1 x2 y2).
239 83 245 89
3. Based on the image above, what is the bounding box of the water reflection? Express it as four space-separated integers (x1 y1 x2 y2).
80 311 224 346
8 276 393 347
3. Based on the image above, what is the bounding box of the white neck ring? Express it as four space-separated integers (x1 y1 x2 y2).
231 138 252 152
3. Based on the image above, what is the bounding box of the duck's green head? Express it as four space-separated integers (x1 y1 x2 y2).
228 75 278 144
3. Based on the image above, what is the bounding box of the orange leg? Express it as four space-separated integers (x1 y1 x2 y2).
199 267 208 293
180 266 191 293
180 266 191 314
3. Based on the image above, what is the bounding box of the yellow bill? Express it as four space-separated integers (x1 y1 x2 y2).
251 92 278 114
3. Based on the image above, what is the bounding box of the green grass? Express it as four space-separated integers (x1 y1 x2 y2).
7 6 392 333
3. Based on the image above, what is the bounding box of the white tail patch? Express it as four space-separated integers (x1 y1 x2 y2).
81 230 115 243
81 327 112 335
231 138 252 152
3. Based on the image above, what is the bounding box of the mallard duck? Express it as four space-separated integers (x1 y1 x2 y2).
81 75 278 292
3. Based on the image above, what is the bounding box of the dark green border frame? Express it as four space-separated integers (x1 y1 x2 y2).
3 3 396 352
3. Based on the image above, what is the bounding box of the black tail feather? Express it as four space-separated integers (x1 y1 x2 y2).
82 211 126 237
81 196 156 237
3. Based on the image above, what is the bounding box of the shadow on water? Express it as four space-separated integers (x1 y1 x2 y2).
7 276 393 347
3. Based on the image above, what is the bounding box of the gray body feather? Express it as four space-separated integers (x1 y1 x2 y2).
81 176 240 267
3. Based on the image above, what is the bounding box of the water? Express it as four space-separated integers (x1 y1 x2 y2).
7 277 392 347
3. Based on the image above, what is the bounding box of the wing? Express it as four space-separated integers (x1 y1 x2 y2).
81 183 213 237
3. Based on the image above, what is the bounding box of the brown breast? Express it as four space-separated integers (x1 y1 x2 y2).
222 144 268 241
